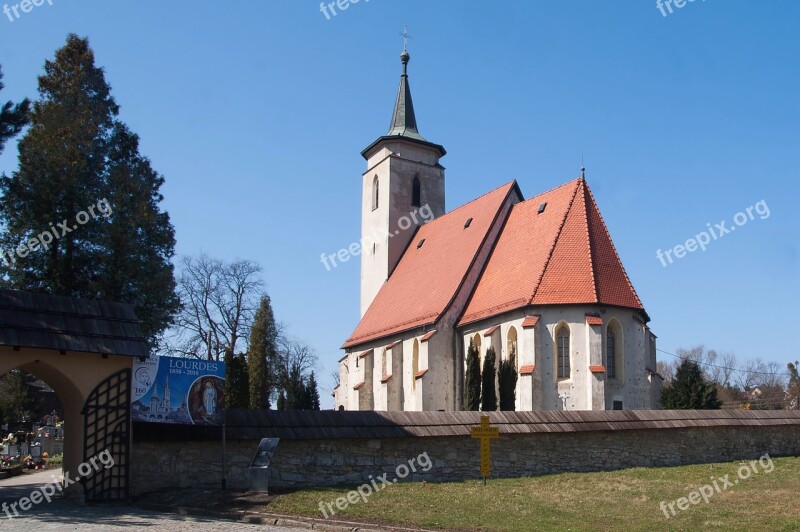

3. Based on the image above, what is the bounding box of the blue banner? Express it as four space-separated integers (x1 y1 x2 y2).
131 355 225 425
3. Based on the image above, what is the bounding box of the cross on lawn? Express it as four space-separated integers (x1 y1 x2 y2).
470 415 499 483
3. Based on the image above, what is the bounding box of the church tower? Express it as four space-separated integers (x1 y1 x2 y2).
359 49 446 317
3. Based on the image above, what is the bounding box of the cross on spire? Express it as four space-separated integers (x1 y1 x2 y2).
400 25 412 52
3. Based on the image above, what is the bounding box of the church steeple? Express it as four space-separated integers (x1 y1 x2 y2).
358 41 447 317
387 51 425 141
362 46 445 158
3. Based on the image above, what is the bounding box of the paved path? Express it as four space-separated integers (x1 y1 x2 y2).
0 470 302 531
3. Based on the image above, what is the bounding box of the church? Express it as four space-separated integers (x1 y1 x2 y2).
334 49 661 412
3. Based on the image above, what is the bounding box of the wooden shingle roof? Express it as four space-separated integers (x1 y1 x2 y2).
0 289 148 358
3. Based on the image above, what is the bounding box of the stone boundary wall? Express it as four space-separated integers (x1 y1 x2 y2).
131 412 800 494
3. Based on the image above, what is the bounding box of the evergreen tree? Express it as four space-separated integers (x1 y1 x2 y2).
276 390 286 411
0 65 30 155
481 346 498 411
248 295 278 409
224 350 249 409
463 339 481 411
284 361 306 409
661 359 722 409
0 35 178 346
498 347 518 411
305 371 321 411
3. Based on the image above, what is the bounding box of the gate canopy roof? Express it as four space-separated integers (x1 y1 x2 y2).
0 289 148 358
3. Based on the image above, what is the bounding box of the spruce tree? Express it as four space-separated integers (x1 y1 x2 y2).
499 347 518 411
481 346 498 411
0 65 30 155
660 359 722 409
0 35 178 346
276 390 286 410
248 295 278 409
463 339 481 411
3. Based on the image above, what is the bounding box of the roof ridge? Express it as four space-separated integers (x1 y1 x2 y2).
519 177 582 204
583 180 645 310
528 179 583 305
437 180 516 220
580 180 599 302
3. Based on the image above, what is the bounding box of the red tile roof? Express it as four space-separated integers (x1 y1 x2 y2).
358 349 373 358
521 315 540 328
380 374 392 383
519 364 535 375
414 369 428 379
343 182 519 348
460 178 644 326
353 381 365 390
585 315 603 326
420 330 436 342
483 325 499 336
589 365 606 374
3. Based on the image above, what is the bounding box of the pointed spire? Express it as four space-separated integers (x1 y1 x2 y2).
387 50 426 141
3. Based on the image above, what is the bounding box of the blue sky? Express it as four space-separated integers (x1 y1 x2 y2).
1 1 798 407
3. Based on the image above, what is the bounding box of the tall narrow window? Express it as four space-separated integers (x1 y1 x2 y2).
372 176 379 210
412 340 420 390
556 325 570 379
607 329 616 379
412 176 421 207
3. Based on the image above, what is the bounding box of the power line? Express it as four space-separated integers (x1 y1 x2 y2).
656 348 793 378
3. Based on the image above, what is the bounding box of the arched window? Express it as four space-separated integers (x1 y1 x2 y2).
607 329 617 379
556 324 570 379
381 348 388 378
372 176 379 210
412 339 420 390
507 326 518 360
606 319 623 380
412 176 421 207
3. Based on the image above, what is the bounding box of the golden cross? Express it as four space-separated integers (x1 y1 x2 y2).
470 415 499 481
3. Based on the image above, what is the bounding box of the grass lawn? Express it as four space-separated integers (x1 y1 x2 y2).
268 456 800 531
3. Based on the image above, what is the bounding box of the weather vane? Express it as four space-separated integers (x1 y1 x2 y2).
400 25 412 52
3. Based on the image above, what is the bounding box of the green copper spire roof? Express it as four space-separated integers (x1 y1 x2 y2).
361 48 446 159
387 51 427 142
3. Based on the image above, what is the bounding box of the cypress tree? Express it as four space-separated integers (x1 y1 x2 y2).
306 371 321 411
248 295 278 409
499 347 518 411
481 346 498 411
463 339 481 411
224 350 249 409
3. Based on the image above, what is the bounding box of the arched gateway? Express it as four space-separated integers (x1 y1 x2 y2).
0 289 147 502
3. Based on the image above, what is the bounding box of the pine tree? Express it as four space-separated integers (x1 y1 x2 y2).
284 361 306 409
248 295 278 409
224 350 249 409
481 346 498 411
463 339 482 411
0 35 178 346
660 359 722 409
0 65 30 155
499 347 518 411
